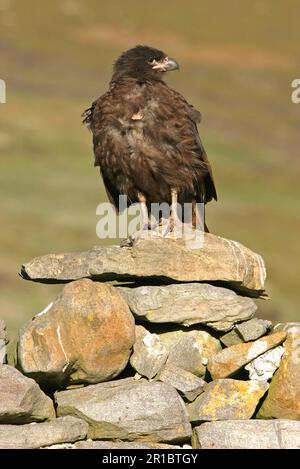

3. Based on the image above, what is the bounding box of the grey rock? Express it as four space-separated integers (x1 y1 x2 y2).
120 283 257 331
0 320 8 364
159 329 222 377
245 345 284 381
0 416 88 449
55 378 192 443
220 329 244 347
192 420 300 449
157 365 206 401
21 233 267 298
0 365 55 424
130 326 168 379
236 318 272 341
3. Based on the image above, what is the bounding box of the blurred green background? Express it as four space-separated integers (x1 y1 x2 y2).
1 0 299 340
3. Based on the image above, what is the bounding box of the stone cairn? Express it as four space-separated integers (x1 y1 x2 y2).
0 232 299 449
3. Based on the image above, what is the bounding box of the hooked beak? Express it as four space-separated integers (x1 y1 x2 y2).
152 57 179 72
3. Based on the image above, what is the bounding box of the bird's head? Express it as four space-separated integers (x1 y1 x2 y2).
111 45 179 83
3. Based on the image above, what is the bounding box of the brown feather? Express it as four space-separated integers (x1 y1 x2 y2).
83 46 217 213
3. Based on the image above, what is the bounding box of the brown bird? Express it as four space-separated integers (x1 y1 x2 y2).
83 45 217 233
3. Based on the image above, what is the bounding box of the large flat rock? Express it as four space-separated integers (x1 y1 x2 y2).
0 416 88 449
120 283 257 331
21 234 267 297
192 420 300 449
55 378 192 443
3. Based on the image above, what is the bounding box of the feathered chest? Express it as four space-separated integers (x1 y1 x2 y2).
103 83 164 132
90 80 201 173
86 79 216 205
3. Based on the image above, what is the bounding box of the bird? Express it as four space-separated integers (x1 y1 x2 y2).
83 45 217 236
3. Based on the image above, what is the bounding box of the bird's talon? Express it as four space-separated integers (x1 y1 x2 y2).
120 236 135 248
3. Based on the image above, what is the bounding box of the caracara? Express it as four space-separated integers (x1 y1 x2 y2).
83 45 217 233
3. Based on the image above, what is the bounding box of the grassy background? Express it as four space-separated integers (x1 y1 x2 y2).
1 0 299 340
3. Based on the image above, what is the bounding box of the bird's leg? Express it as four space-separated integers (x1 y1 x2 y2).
120 192 150 247
169 188 182 233
138 192 151 230
149 189 181 237
192 199 206 231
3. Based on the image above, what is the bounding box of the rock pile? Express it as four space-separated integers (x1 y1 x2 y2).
0 232 299 449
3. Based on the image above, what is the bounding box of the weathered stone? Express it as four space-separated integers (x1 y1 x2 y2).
55 378 192 443
220 329 244 347
74 440 182 449
0 320 7 364
273 322 300 332
207 331 286 379
17 279 135 389
0 416 88 449
245 345 284 381
220 319 272 349
157 365 206 401
159 329 222 377
45 441 191 449
0 365 55 424
192 420 300 449
130 326 168 379
236 318 272 341
43 443 75 449
187 379 268 423
257 326 300 419
21 233 267 298
120 283 257 331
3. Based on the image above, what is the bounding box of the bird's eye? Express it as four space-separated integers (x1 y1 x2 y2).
149 58 156 63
